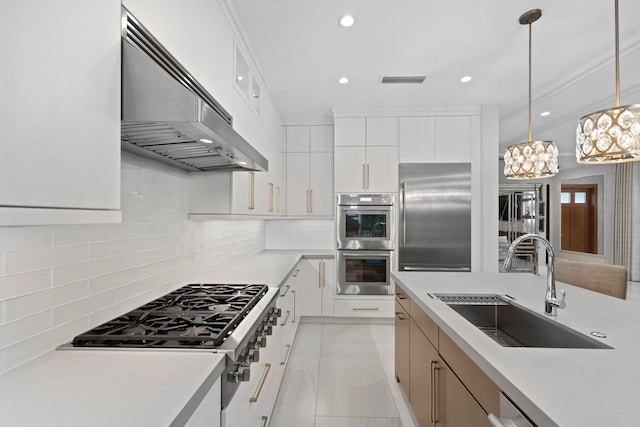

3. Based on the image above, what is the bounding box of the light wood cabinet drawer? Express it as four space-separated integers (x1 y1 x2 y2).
334 299 394 317
438 331 500 416
395 289 411 312
410 300 439 349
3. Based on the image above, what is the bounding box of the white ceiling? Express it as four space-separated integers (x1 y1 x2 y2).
228 0 640 167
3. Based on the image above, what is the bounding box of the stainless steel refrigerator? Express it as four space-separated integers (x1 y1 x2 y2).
398 163 471 271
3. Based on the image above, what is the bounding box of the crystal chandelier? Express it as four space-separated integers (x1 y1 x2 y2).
576 0 640 163
504 9 559 179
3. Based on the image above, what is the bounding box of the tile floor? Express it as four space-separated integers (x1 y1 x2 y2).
270 320 418 427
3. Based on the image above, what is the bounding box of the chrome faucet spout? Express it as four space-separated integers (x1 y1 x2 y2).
503 233 566 316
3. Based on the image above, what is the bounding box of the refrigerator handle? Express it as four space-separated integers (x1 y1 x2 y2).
401 182 407 245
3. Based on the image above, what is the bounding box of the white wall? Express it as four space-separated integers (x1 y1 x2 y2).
0 152 265 375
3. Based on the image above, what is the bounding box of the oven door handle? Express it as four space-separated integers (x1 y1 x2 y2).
340 252 390 258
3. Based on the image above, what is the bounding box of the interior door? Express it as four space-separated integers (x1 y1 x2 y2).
561 185 597 253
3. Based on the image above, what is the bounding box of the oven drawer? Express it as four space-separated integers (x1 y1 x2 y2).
334 298 394 317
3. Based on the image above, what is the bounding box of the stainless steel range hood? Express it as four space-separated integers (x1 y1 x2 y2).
120 7 268 172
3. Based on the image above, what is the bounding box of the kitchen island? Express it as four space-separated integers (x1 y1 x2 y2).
392 270 640 427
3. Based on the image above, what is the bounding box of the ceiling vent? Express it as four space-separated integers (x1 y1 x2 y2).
380 76 426 84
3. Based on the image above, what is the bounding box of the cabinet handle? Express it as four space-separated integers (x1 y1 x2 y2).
395 312 407 320
280 310 291 326
249 172 255 210
321 261 326 288
292 290 296 323
309 189 313 213
362 164 367 190
318 262 322 288
292 269 300 278
488 414 507 427
430 360 440 425
353 307 379 311
260 416 269 427
281 344 292 365
306 189 311 213
365 163 370 190
268 183 274 212
280 285 290 298
396 291 407 300
276 186 281 213
249 363 272 403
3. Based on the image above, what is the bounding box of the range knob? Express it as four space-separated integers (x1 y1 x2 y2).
261 322 273 335
227 365 250 383
256 334 267 348
240 348 260 364
271 307 282 317
268 313 278 326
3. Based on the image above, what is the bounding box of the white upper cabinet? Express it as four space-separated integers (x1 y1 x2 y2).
334 147 367 193
435 116 472 162
0 0 121 225
286 127 310 152
366 117 399 146
398 115 471 163
310 126 334 152
285 125 334 216
197 0 234 113
334 118 366 146
365 146 399 193
334 117 398 193
399 117 436 162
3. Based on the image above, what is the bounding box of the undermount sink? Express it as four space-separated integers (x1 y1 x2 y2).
432 294 612 349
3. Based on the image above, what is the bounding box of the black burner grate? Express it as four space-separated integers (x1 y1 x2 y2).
72 283 268 349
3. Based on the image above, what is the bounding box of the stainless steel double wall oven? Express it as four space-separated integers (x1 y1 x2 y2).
336 194 395 295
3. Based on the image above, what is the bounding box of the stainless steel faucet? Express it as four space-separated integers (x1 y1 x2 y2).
503 233 566 316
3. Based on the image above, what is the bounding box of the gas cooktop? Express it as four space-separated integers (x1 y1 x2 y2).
72 283 269 349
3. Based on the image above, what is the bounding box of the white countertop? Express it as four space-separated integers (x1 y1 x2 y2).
0 249 331 426
0 350 226 427
392 271 640 427
202 249 333 286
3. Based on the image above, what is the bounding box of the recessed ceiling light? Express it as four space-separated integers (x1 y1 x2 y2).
339 15 354 27
460 76 472 83
237 161 247 166
338 77 349 84
236 75 244 81
200 138 213 143
540 111 551 117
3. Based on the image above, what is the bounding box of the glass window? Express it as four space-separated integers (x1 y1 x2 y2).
574 192 587 204
235 48 249 97
561 192 571 204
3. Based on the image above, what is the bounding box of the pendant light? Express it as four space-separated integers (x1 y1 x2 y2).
576 0 640 163
504 9 559 179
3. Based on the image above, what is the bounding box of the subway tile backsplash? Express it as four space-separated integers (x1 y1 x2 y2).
0 152 265 374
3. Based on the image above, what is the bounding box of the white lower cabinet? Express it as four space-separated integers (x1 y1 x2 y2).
221 319 285 427
334 298 394 318
185 376 222 427
293 258 335 317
